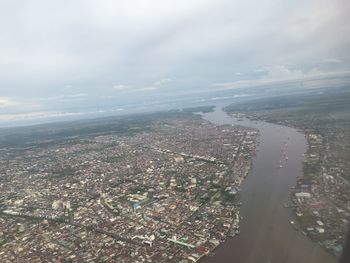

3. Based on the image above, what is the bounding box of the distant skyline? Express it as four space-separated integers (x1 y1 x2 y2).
0 0 349 124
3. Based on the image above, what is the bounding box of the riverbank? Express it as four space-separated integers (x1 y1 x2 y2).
200 106 336 263
223 88 350 258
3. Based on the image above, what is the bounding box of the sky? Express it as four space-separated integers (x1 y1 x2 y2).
0 0 349 125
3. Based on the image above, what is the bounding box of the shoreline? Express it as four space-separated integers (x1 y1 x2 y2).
227 110 345 259
200 106 336 263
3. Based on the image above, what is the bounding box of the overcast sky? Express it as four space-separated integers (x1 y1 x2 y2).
0 0 349 124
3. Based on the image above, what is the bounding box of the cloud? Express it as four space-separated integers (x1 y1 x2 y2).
323 58 342 64
0 97 16 108
0 111 84 122
253 69 267 73
262 65 304 81
139 87 158 91
212 66 350 90
154 77 174 86
113 85 132 91
37 93 88 102
112 78 174 92
139 77 175 91
0 0 349 125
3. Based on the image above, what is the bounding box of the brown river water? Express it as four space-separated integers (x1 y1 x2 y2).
200 105 337 263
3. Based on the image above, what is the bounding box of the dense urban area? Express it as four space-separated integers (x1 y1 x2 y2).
225 86 350 257
0 109 258 262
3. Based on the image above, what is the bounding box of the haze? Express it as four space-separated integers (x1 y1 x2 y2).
0 0 349 125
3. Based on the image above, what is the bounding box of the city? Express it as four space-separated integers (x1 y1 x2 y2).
0 1 349 262
0 111 257 262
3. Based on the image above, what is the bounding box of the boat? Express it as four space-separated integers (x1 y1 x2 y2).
290 220 298 230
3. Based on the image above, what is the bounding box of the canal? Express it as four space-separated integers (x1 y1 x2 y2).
200 105 336 263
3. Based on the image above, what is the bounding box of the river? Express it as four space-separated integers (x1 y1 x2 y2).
200 105 337 263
